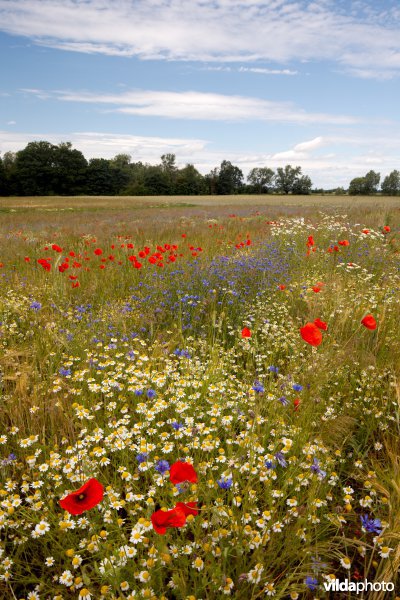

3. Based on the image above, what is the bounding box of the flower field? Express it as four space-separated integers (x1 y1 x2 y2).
0 197 399 599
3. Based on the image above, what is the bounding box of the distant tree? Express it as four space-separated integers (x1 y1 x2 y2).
14 141 57 195
274 165 302 194
216 160 243 194
85 158 125 195
143 165 171 195
1 152 17 195
204 168 219 195
175 164 206 195
52 142 88 195
292 174 313 195
381 170 400 195
0 156 7 195
349 170 380 195
348 177 365 195
247 167 274 194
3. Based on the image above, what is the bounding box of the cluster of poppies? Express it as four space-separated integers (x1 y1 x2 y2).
151 461 199 534
58 461 199 535
30 237 205 288
300 319 328 346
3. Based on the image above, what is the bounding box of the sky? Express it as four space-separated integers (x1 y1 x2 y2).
1 0 400 188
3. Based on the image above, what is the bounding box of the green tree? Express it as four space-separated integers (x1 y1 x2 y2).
216 160 243 194
85 158 125 195
175 164 206 195
247 167 274 193
381 170 400 196
349 170 380 195
52 142 88 195
274 165 302 194
292 174 313 195
0 156 7 196
14 141 57 195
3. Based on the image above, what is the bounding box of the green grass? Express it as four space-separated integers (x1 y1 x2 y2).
0 198 399 599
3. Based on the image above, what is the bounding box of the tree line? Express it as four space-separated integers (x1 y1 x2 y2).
1 141 399 197
0 140 313 196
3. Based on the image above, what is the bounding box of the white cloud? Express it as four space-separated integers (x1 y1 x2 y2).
0 130 208 162
22 88 359 125
1 1 400 77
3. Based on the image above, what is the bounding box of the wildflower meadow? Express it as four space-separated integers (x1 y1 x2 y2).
0 195 399 600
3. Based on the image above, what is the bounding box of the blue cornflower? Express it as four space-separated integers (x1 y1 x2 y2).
155 460 170 474
268 365 279 373
59 367 71 377
146 389 156 399
252 381 265 393
265 460 276 469
292 383 303 392
305 576 318 591
171 421 184 430
127 350 135 359
360 514 382 534
30 301 42 311
278 396 288 406
134 389 143 396
275 452 287 468
310 458 326 478
217 476 233 490
136 453 148 464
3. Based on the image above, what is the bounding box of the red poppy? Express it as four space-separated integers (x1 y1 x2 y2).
362 229 370 234
306 235 315 247
151 506 186 535
312 286 322 293
170 461 198 484
294 398 300 411
241 327 251 338
278 284 286 290
314 318 328 331
300 323 323 346
52 244 62 252
383 226 391 233
338 240 350 246
361 314 377 330
59 478 104 515
94 248 103 256
175 501 199 516
37 258 51 272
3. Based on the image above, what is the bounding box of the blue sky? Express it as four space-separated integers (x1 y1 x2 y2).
1 0 400 187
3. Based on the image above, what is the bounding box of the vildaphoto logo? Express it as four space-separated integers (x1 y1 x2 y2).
323 579 395 593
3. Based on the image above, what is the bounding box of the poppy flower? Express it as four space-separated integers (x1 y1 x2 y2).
300 323 323 346
52 244 63 252
241 327 251 338
314 318 328 331
59 478 103 515
94 248 103 256
278 284 286 290
170 461 198 484
383 226 391 233
312 286 322 293
306 235 315 247
361 314 377 330
294 398 300 411
151 506 186 535
175 501 199 516
338 240 350 246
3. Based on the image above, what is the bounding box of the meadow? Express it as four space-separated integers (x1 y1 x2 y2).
0 194 399 600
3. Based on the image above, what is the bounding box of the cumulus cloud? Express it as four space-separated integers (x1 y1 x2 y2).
0 130 208 162
1 1 400 77
21 88 359 125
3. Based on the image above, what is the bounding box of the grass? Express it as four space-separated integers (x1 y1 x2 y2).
0 195 399 599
